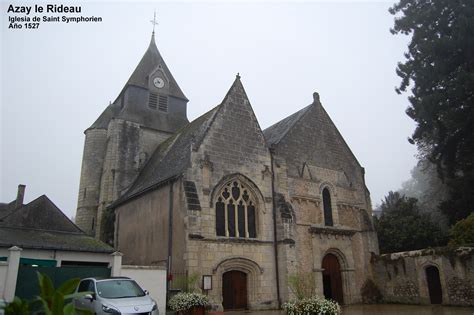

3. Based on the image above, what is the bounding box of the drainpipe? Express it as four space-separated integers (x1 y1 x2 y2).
166 179 175 302
270 146 282 309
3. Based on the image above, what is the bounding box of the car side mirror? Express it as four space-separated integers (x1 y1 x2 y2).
144 290 149 295
84 294 94 302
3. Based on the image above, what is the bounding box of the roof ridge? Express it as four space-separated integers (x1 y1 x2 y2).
0 194 83 233
0 225 85 235
111 105 221 207
263 104 312 146
0 194 46 221
192 104 222 152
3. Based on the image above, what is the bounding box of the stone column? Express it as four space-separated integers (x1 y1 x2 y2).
3 246 22 302
111 251 123 277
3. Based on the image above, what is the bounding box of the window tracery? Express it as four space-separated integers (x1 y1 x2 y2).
215 181 257 238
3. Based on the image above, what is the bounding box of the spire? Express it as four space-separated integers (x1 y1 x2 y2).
150 11 158 36
122 30 188 101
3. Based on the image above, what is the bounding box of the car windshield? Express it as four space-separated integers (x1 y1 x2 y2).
96 279 145 299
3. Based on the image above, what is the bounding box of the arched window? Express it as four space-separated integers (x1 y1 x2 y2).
215 181 257 238
323 188 333 226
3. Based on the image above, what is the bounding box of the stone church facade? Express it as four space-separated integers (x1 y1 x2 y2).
75 34 379 310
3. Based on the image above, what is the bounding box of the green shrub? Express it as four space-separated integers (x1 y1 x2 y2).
449 213 474 246
288 273 316 300
173 272 200 293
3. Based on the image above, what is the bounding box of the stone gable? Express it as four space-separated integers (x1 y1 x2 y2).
197 77 269 173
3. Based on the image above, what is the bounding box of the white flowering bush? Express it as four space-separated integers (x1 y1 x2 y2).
283 296 341 315
168 292 209 312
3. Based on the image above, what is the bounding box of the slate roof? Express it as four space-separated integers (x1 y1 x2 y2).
111 76 246 206
0 195 114 253
113 105 220 205
0 195 81 233
87 34 188 132
263 104 311 146
89 102 121 130
125 34 187 101
0 200 17 219
0 227 113 253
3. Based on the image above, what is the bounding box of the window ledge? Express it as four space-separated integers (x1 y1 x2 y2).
189 235 272 245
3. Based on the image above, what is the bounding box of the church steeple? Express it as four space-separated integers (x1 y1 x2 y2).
124 33 188 102
77 31 190 237
88 32 189 133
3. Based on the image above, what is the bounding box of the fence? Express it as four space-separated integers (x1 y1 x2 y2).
0 247 122 303
15 265 111 300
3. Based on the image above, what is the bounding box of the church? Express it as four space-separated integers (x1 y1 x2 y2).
75 32 379 311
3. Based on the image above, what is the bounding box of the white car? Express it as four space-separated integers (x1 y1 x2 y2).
74 277 159 315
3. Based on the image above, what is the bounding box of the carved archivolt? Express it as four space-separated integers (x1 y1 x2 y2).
212 256 263 304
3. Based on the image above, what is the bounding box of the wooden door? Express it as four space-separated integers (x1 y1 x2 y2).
426 266 442 304
222 270 247 310
322 254 344 304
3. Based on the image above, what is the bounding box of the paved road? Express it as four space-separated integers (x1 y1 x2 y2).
223 304 474 315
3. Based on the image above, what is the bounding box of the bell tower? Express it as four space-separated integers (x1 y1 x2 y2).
75 31 189 238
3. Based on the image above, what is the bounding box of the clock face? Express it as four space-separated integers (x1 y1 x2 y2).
153 77 165 88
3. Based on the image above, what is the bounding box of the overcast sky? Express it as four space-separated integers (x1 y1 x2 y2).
1 0 417 219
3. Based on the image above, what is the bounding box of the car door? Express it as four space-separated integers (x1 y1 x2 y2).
75 280 95 313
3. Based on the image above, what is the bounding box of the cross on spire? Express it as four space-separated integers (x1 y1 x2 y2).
150 11 158 35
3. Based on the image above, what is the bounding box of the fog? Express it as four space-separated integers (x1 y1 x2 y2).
1 1 417 219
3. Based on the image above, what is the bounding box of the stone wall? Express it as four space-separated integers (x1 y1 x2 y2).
181 79 278 311
115 185 168 266
75 129 108 235
273 151 378 304
372 247 474 306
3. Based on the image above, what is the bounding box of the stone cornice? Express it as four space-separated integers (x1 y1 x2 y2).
336 201 365 210
290 194 321 206
188 235 273 245
308 226 357 236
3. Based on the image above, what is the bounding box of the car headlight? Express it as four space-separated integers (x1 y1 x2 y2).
102 304 120 314
152 302 158 311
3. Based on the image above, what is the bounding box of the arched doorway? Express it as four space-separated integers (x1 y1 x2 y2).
322 254 344 304
222 270 247 310
426 266 442 304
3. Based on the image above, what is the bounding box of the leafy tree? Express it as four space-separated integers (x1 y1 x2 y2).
374 192 447 253
449 212 474 246
389 0 474 224
398 159 449 231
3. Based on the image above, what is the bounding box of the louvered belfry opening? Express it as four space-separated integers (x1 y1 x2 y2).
148 93 168 112
216 181 257 238
148 92 158 109
158 95 168 112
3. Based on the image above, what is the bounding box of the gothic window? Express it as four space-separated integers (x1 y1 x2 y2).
323 188 333 226
215 181 257 238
